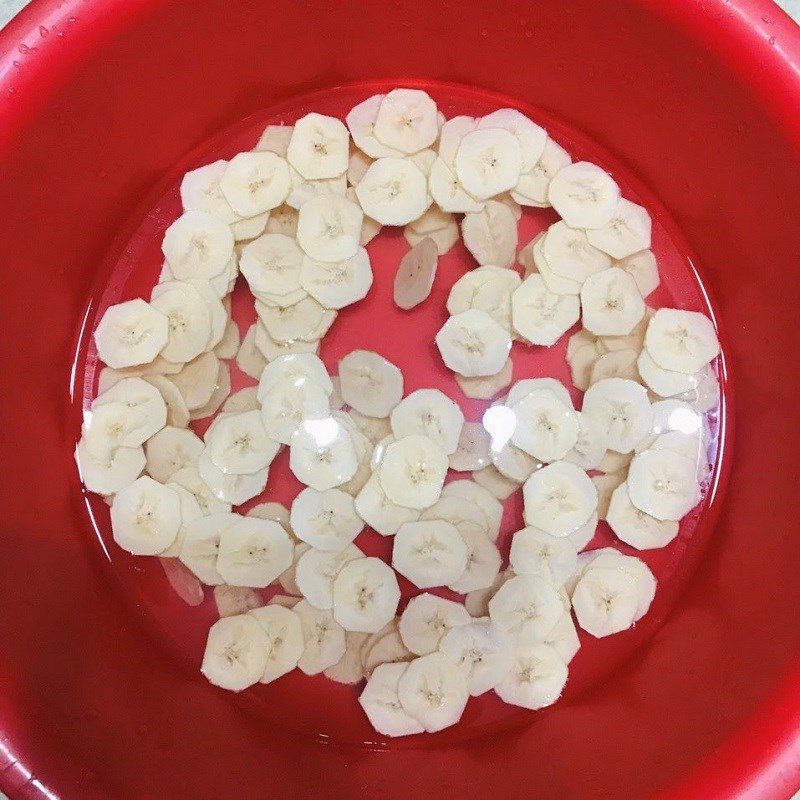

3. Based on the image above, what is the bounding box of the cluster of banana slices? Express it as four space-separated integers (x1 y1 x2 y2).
74 87 722 738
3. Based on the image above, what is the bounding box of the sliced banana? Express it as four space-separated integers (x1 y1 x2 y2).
255 124 293 157
563 412 607 471
171 466 231 516
615 249 660 298
94 299 169 369
389 389 464 455
533 232 582 295
110 476 181 555
285 165 347 211
522 461 597 536
378 434 448 510
510 389 580 462
248 604 304 683
149 281 212 363
567 511 598 552
214 318 240 360
239 232 303 297
494 642 568 709
571 564 639 637
247 501 292 534
162 210 234 280
290 487 364 551
644 308 720 374
289 417 359 491
354 474 421 537
294 598 347 675
477 109 547 173
296 194 362 262
325 630 369 684
448 525 502 594
464 569 514 618
373 88 439 155
347 409 392 447
637 349 699 397
397 652 469 732
359 661 424 737
347 148 373 186
442 479 504 541
511 274 580 346
257 296 334 345
491 439 540 483
235 324 267 380
355 157 429 226
278 541 309 595
259 377 331 445
592 471 627 521
332 556 400 633
363 629 413 677
220 151 290 217
436 309 512 378
180 160 240 223
542 220 611 283
145 426 204 483
488 574 563 644
346 95 404 159
506 378 573 409
456 358 513 401
428 157 484 214
287 113 349 180
338 349 403 417
607 481 679 549
581 377 653 453
449 423 493 472
300 248 373 310
548 161 621 229
398 593 471 655
75 437 144 495
214 585 261 618
461 200 518 267
439 617 512 696
201 614 269 691
197 448 269 505
472 464 520 501
579 548 656 619
205 409 279 475
222 386 259 415
392 520 468 588
394 237 439 310
544 612 580 664
581 267 645 336
585 198 651 259
512 137 572 206
455 128 522 200
590 348 641 385
159 556 204 605
295 544 363 610
170 351 220 411
627 448 701 521
264 203 299 237
510 527 579 585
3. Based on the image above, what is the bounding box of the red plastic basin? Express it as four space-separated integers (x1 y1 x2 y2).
1 0 799 797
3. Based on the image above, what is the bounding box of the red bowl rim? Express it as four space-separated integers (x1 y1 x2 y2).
1 1 799 798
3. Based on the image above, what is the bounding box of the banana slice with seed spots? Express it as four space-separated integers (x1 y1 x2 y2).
511 274 580 346
264 203 299 237
216 516 294 587
436 309 512 378
201 614 270 691
477 109 547 173
332 557 400 633
287 113 349 180
389 389 464 455
581 267 646 336
289 417 359 491
373 88 439 155
220 151 291 217
170 466 231 516
442 480 503 540
398 593 471 655
522 461 598 536
607 481 679 549
582 377 653 454
257 295 334 344
394 237 439 309
428 157 485 214
296 194 362 262
239 232 304 297
510 527 578 584
614 249 660 297
111 475 182 555
440 617 512 696
461 200 518 267
449 423 493 472
197 448 269 505
627 447 701 521
145 426 204 483
397 652 469 732
495 642 568 709
590 348 641 385
571 565 640 638
510 389 580 462
150 281 212 363
75 438 145 496
512 137 572 206
294 599 347 675
354 473 421 536
248 604 304 683
290 487 364 551
355 157 429 226
205 409 279 475
392 520 468 588
488 574 564 645
299 248 373 310
448 526 502 594
542 220 611 283
295 544 364 610
359 662 424 737
162 210 234 280
180 160 240 224
338 350 403 417
94 299 169 369
644 308 720 374
378 434 448 510
548 161 621 229
455 128 523 200
563 413 607 471
586 198 651 259
345 94 405 159
285 166 347 211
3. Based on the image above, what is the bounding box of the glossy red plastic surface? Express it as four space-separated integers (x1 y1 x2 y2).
1 0 799 797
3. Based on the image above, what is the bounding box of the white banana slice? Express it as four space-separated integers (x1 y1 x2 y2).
472 464 520 500
170 466 231 516
355 157 429 226
75 438 145 495
257 351 332 403
615 249 660 297
325 630 369 683
254 321 320 363
488 574 563 644
255 124 293 157
248 604 304 683
373 88 439 154
581 267 645 336
239 232 303 297
491 440 540 483
461 200 518 267
644 308 720 374
545 612 580 664
286 166 347 211
437 115 477 168
201 614 269 691
512 137 572 206
392 520 468 588
149 282 212 363
522 461 597 536
289 417 359 491
216 516 293 587
436 309 512 378
345 95 404 159
582 377 653 453
89 376 167 451
397 652 469 732
532 232 582 296
141 375 190 428
359 662 424 737
510 389 580 462
220 151 290 216
567 511 598 551
627 448 701 521
394 236 439 309
578 548 656 617
455 128 522 200
477 108 547 173
607 481 679 549
442 480 504 540
398 593 471 655
590 348 641 386
290 487 364 551
506 378 573 409
287 113 349 180
456 358 513 400
510 527 579 585
637 349 699 397
439 617 512 696
205 409 279 475
449 423 492 472
295 544 363 610
494 642 568 709
214 585 261 618
571 564 639 637
300 248 373 309
354 474 420 536
256 295 334 344
448 526 502 594
197 448 269 505
264 203 299 237
189 363 229 422
599 307 652 352
94 299 169 369
170 351 220 411
296 194 362 262
222 387 259 415
180 160 239 224
294 599 347 675
567 328 599 360
338 349 403 417
420 497 491 541
511 274 580 346
231 210 270 241
585 198 652 259
332 556 400 633
389 389 464 455
548 161 621 229
592 471 626 521
110 476 181 555
162 210 234 280
447 265 517 319
428 157 484 214
259 377 331 445
542 220 612 283
145 426 204 483
235 324 266 380
563 413 607 471
378 434 448 510
464 569 514 618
